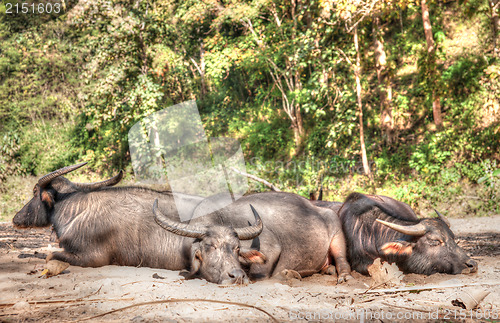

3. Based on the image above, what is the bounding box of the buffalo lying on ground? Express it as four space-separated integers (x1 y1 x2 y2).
13 163 352 283
13 163 265 285
316 193 477 275
181 191 352 283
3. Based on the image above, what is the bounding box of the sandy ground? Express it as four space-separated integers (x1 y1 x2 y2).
0 217 499 322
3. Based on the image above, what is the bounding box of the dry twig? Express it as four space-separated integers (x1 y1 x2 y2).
230 167 281 192
77 298 279 322
365 281 499 294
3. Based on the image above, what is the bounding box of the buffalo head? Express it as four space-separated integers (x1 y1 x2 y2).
376 210 478 275
339 193 478 276
13 162 123 228
153 199 266 285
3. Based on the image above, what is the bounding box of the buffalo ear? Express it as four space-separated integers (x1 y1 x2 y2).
182 249 202 280
380 241 413 256
41 190 55 209
191 249 203 272
239 249 267 265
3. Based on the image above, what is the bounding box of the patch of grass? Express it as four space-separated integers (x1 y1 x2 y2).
0 175 36 222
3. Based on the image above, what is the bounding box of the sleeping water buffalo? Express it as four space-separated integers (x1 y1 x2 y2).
171 191 352 283
13 163 352 284
13 162 265 284
317 192 478 275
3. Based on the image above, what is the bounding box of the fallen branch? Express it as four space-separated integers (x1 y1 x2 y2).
458 195 489 201
230 167 281 192
0 297 134 309
121 279 182 287
365 281 499 294
0 285 105 309
78 298 279 322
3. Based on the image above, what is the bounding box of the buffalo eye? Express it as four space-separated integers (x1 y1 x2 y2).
234 246 240 253
206 244 216 251
428 239 442 246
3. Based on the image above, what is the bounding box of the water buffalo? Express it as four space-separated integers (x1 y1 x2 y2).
13 163 352 283
331 192 478 275
163 191 352 283
13 162 265 285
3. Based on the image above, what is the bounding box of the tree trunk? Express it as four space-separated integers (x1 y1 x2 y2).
373 16 394 143
421 0 435 53
294 104 305 153
354 26 372 178
200 39 207 97
432 90 442 126
421 0 442 128
489 0 500 57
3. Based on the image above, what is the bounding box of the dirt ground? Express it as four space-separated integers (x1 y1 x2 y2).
0 217 499 322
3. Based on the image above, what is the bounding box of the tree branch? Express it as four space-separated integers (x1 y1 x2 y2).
230 167 281 192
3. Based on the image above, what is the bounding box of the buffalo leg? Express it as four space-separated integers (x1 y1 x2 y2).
47 251 109 267
248 244 282 281
329 230 352 283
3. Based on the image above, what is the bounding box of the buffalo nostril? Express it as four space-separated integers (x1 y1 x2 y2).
229 269 245 280
466 259 478 271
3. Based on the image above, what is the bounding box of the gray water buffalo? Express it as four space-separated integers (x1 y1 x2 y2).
13 163 265 285
161 191 352 283
317 192 478 275
13 163 352 283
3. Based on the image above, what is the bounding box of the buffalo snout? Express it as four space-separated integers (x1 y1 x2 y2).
12 204 31 228
223 268 248 285
462 258 478 274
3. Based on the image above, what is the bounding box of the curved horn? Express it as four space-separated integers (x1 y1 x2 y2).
434 209 451 227
72 170 124 191
376 218 427 236
153 199 206 239
234 204 264 240
38 162 88 188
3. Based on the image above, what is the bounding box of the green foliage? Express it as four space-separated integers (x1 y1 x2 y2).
478 159 500 200
409 143 451 177
19 120 78 175
0 0 499 217
0 174 36 221
393 179 429 209
440 167 461 185
0 131 21 184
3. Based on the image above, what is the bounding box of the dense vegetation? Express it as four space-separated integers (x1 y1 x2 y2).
1 0 499 219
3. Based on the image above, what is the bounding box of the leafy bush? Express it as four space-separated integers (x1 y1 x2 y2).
17 120 78 176
409 143 451 178
478 159 500 200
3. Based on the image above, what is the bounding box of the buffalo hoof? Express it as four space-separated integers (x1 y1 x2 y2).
337 273 353 284
281 269 302 280
322 265 337 276
45 252 54 262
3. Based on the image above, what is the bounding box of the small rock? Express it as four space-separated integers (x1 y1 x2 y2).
12 301 31 311
152 273 165 279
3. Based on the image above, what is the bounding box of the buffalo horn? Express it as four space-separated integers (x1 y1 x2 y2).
153 199 206 239
434 209 451 227
38 162 88 188
376 219 427 236
234 204 264 240
72 170 124 191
